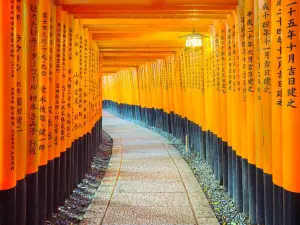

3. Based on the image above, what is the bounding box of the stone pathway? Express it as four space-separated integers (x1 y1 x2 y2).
81 111 219 225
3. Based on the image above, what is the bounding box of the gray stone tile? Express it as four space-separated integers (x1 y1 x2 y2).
102 207 136 224
100 178 116 187
107 163 120 169
96 185 114 194
105 167 119 174
188 191 210 206
180 207 197 224
110 192 190 207
162 207 184 223
115 179 185 193
184 181 203 194
90 194 111 207
102 176 117 183
121 162 178 173
196 217 220 225
135 207 151 224
103 206 196 224
84 206 106 218
123 145 167 152
194 207 215 219
122 157 174 165
123 153 171 160
118 171 180 181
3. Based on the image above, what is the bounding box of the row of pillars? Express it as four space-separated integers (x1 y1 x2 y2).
0 0 103 224
102 0 300 221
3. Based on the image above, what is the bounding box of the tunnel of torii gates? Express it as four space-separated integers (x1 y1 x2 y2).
1 0 300 224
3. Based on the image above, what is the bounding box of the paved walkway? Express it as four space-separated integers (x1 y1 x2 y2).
82 111 219 225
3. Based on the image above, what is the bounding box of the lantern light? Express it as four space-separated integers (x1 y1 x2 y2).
179 28 204 50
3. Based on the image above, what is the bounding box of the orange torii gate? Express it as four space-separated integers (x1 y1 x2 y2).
102 1 300 225
1 0 300 225
1 1 102 225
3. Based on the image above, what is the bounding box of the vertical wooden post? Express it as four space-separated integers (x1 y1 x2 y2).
0 0 17 224
282 1 300 224
271 0 283 224
38 0 50 223
238 0 249 216
47 0 56 219
245 0 256 222
53 5 62 212
25 0 39 224
254 0 264 223
15 0 27 224
259 0 273 224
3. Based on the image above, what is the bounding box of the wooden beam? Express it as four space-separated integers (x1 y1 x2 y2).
89 27 210 33
101 68 122 71
97 42 185 48
102 52 175 57
102 74 116 76
66 9 232 15
102 66 138 71
97 43 184 48
99 47 181 52
62 7 233 14
92 33 143 40
102 62 142 67
59 3 237 10
93 32 203 47
102 68 140 73
75 13 227 19
101 71 119 74
103 56 167 60
80 18 217 26
103 59 157 62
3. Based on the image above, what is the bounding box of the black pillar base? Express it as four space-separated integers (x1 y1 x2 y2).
256 167 265 224
242 158 249 216
217 138 222 184
0 186 16 225
16 178 26 225
283 188 300 225
232 150 237 203
273 184 283 225
222 141 228 188
236 155 243 212
53 157 60 213
59 151 67 205
227 146 232 198
38 164 48 225
47 160 54 221
26 172 38 225
264 173 273 225
248 163 256 224
66 147 72 196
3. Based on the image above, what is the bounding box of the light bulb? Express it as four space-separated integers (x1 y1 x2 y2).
186 39 192 47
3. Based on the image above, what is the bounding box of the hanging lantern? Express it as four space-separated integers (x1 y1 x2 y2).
179 28 204 50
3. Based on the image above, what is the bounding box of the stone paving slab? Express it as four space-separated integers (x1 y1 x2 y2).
109 193 190 207
115 179 185 193
102 206 196 224
81 111 219 225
